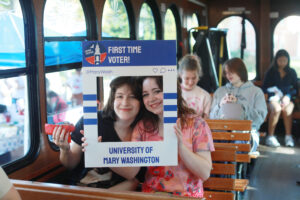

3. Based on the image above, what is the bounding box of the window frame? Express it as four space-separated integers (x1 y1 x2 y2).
164 4 182 59
43 0 96 150
1 0 40 173
271 15 300 79
217 15 259 80
43 0 97 72
143 0 162 40
101 0 135 40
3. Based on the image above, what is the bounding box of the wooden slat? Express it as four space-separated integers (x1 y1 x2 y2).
203 191 235 200
214 143 251 152
212 132 251 141
214 143 237 151
236 154 251 163
211 150 236 162
206 119 252 131
234 179 249 192
204 178 249 192
211 163 236 175
17 188 120 200
13 180 194 200
203 177 235 190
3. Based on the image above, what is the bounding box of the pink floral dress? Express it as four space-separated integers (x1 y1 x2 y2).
132 116 214 197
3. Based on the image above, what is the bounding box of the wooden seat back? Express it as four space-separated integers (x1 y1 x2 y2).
203 119 252 200
207 119 252 162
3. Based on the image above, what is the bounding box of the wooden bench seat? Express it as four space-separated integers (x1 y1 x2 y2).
13 180 197 200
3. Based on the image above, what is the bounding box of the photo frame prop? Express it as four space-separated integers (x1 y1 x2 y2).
82 40 177 167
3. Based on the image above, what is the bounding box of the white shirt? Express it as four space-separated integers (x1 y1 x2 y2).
181 85 212 118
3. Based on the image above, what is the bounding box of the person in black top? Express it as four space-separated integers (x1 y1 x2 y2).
52 76 145 190
262 49 298 147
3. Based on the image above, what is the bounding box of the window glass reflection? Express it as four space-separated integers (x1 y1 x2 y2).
0 0 25 69
217 16 257 80
44 0 86 36
164 9 176 40
0 76 29 165
46 69 83 126
138 3 156 40
102 0 129 38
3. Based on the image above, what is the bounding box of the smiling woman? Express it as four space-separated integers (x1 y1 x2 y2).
2 0 300 199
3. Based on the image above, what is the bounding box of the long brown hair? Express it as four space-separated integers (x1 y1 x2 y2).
102 76 143 128
177 78 196 127
138 76 161 133
223 58 248 82
140 76 195 132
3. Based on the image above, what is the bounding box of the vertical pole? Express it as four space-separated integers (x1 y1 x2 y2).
219 36 224 86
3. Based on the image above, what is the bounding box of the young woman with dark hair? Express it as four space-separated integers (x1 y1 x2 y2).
52 76 145 190
262 49 298 147
131 76 214 198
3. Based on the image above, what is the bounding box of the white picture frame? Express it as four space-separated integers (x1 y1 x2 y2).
82 40 177 167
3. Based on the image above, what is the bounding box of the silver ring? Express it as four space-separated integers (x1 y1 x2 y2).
59 140 64 142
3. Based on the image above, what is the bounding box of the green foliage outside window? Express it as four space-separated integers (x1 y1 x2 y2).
164 9 176 40
102 0 129 38
138 3 155 40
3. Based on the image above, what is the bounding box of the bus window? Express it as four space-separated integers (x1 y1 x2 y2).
138 2 156 40
43 0 86 66
0 1 32 166
43 0 87 148
0 76 30 165
164 9 176 40
217 16 257 80
102 0 130 39
45 69 83 127
0 1 25 69
274 15 300 76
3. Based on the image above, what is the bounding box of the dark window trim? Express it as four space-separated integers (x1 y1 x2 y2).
123 0 136 40
45 62 82 73
80 0 98 41
167 4 182 59
3 0 40 173
44 36 87 42
102 37 131 40
144 0 163 40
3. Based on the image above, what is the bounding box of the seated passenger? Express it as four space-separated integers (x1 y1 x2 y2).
178 54 211 119
47 91 68 124
131 77 214 198
262 49 298 147
0 167 22 200
210 58 267 154
52 77 145 190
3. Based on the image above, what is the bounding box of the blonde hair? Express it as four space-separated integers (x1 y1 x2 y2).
178 54 203 77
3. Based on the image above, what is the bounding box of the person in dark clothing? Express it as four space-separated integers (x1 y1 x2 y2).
51 76 145 190
262 49 298 147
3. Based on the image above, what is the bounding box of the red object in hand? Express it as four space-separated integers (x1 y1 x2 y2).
45 124 75 143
